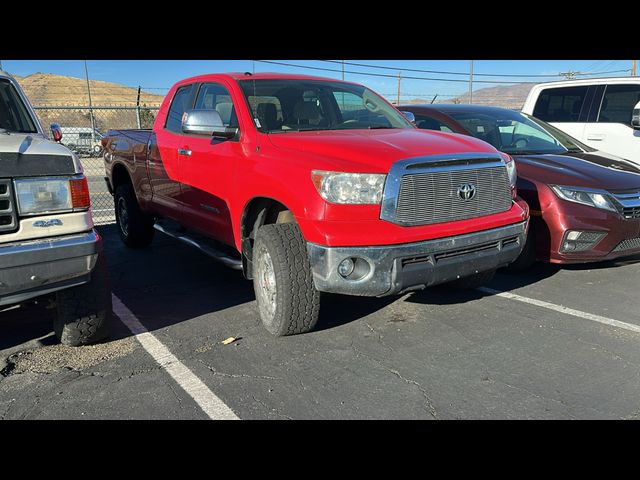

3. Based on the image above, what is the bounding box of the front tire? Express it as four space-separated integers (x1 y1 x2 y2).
114 183 155 248
253 223 321 336
54 254 112 346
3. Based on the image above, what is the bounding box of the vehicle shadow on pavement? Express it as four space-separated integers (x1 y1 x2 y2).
0 303 57 352
98 224 255 341
314 293 399 332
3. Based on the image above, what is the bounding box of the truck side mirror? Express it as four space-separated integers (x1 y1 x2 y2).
182 109 238 139
50 123 62 142
400 111 416 124
632 101 640 130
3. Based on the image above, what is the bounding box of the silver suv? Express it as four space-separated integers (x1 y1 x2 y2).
0 70 111 345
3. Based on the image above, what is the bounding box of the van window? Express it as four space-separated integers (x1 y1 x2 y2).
598 84 640 124
532 86 588 123
165 85 193 133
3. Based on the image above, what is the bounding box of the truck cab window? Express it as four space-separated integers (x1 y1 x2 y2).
195 83 238 128
165 85 193 133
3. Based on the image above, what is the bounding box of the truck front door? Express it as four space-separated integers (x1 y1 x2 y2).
178 81 239 247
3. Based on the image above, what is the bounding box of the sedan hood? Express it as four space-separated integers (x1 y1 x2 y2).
515 151 640 191
266 128 499 172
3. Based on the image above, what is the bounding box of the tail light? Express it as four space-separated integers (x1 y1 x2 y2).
70 176 91 209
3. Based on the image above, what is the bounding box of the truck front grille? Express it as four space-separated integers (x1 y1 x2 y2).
0 179 17 234
393 165 512 226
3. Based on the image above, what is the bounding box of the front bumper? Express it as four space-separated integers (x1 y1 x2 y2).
307 221 527 296
536 202 640 264
0 230 102 306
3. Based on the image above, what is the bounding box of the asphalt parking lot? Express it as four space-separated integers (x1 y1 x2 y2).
1 224 640 420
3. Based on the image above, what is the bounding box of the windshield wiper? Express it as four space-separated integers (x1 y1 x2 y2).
368 125 394 130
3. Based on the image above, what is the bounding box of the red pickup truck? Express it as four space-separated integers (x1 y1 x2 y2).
103 72 529 335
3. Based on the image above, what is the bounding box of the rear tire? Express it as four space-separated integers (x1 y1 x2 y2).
447 269 496 290
54 255 112 346
114 183 155 248
253 223 321 336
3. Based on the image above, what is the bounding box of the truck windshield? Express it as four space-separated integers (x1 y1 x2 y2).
239 79 413 133
446 108 570 155
0 79 37 133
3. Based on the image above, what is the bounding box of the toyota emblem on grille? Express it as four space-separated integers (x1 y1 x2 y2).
457 183 476 201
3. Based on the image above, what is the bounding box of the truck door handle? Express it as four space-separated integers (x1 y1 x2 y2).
177 148 192 156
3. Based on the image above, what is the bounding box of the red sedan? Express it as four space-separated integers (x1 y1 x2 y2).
401 104 640 269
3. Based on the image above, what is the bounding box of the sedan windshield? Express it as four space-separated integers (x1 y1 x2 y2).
238 79 413 133
0 79 37 133
446 108 569 155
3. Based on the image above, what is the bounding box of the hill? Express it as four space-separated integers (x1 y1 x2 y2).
446 83 536 109
14 73 164 106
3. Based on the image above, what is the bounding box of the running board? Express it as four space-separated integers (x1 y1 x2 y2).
153 222 242 270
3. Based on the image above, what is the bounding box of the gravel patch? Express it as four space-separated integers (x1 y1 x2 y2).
1 337 137 376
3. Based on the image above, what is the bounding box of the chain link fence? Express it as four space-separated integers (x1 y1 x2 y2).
33 105 160 225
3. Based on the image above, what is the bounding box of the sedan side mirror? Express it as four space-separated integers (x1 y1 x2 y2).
50 123 62 142
400 111 416 124
632 101 640 130
182 109 238 139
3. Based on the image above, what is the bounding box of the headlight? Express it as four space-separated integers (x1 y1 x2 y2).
14 176 90 215
500 153 517 189
550 185 617 212
311 171 386 204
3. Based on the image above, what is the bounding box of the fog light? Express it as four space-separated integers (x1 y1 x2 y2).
338 258 355 278
560 230 606 253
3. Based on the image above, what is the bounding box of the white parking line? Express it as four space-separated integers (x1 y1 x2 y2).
478 287 640 334
111 294 240 420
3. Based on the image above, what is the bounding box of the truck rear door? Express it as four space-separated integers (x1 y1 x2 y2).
152 84 195 217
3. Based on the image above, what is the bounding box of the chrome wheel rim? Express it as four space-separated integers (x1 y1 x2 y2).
117 197 129 236
256 245 277 318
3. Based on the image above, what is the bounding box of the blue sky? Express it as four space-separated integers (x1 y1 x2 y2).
0 59 634 101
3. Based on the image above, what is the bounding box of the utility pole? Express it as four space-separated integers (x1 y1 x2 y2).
469 60 474 104
136 86 142 129
0 60 3 71
560 70 580 79
396 71 401 106
633 60 637 77
84 60 97 143
341 60 345 81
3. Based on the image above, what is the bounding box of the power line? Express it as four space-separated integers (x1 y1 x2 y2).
322 60 631 78
255 60 536 84
255 60 630 84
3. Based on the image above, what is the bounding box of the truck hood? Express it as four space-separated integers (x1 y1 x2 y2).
266 128 498 172
0 133 79 176
515 151 640 191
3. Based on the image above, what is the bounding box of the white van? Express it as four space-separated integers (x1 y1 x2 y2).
59 127 103 156
522 77 640 165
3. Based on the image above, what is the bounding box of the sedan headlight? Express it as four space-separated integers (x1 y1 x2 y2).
550 185 617 212
14 176 90 215
311 171 386 204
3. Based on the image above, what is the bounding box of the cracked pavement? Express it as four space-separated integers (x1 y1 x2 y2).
1 224 640 419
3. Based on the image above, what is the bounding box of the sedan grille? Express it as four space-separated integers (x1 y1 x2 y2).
0 179 17 234
613 237 640 252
